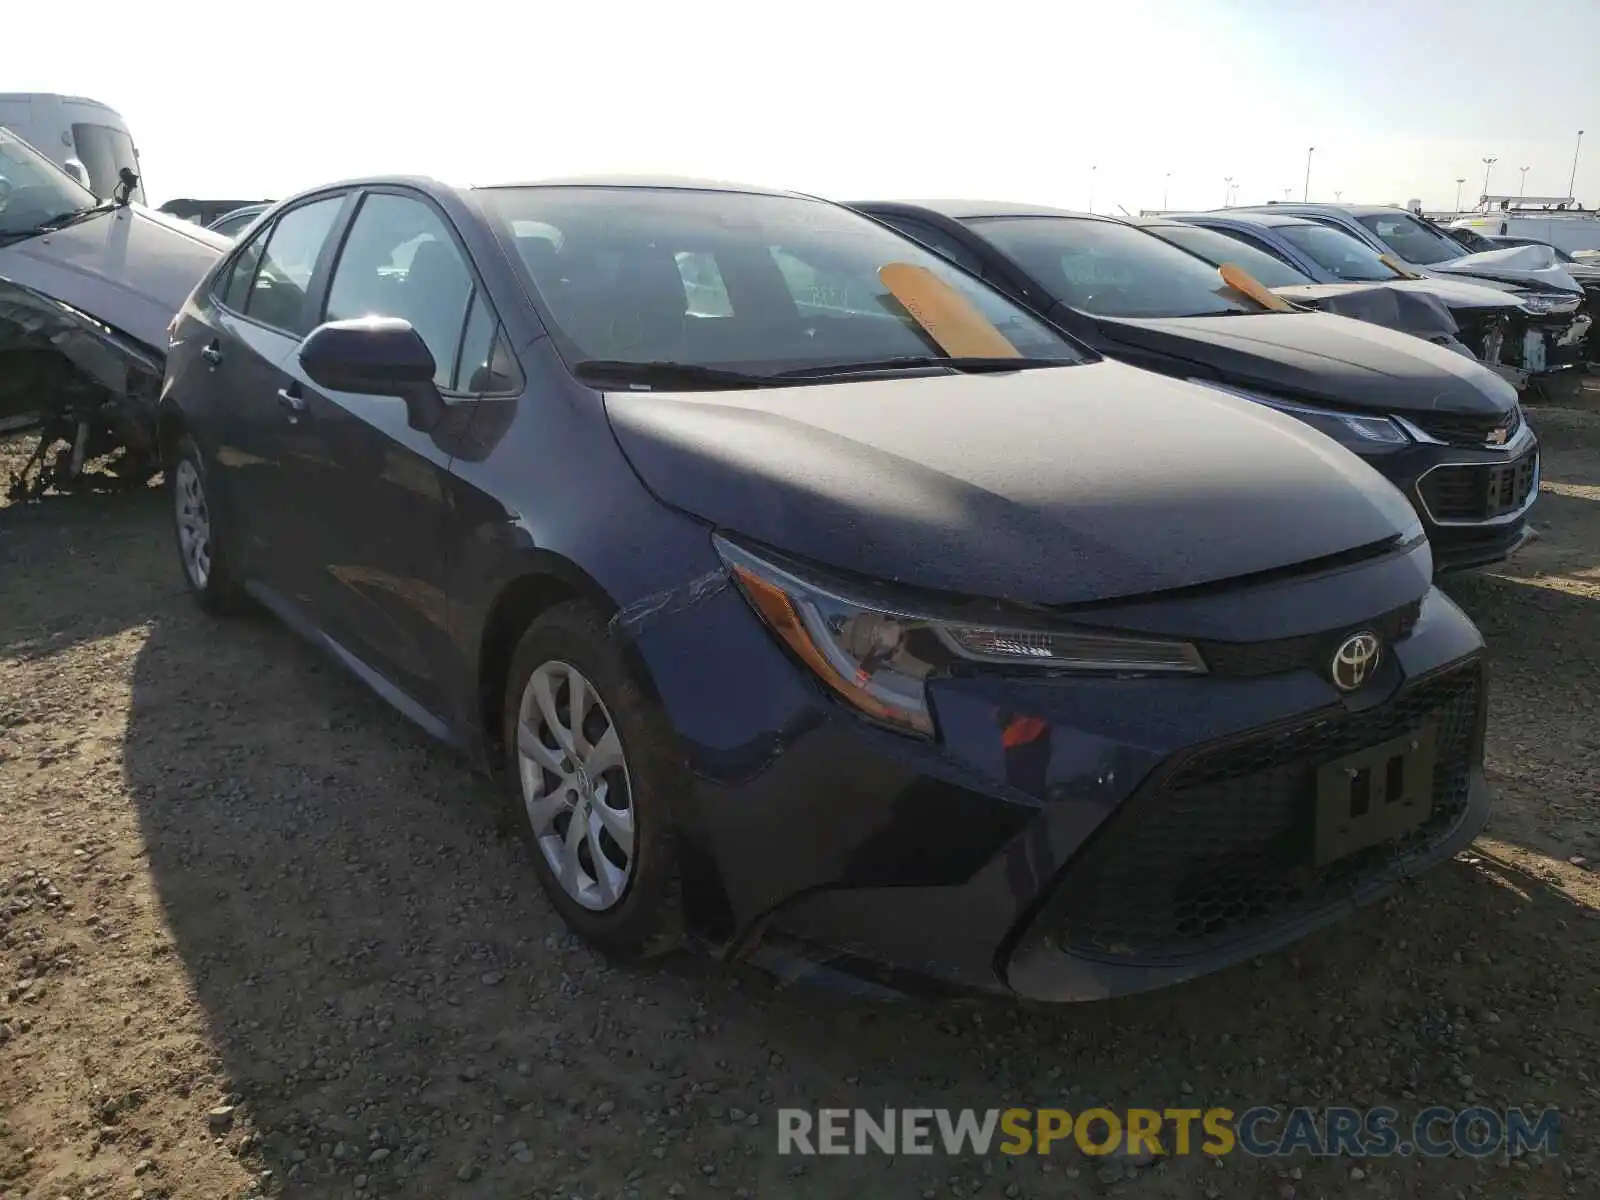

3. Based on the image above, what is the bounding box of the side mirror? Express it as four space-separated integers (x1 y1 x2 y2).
61 158 90 190
299 317 447 432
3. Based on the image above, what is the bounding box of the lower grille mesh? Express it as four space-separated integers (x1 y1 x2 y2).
1051 664 1483 963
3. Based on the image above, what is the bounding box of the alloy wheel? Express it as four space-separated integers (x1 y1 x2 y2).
515 660 636 911
174 459 212 590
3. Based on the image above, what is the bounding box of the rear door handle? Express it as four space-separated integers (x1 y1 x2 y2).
276 386 307 415
200 343 224 366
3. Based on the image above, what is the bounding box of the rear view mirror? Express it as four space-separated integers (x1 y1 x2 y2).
299 317 447 431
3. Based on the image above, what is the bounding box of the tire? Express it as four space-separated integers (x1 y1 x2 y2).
168 432 246 614
501 600 685 958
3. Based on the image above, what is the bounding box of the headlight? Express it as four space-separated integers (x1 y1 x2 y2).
1189 380 1409 446
714 536 1207 738
1518 293 1580 315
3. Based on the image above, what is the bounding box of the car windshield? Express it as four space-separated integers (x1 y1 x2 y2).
1145 223 1310 287
1357 212 1468 265
1275 223 1400 282
477 186 1088 375
966 216 1264 318
0 128 98 238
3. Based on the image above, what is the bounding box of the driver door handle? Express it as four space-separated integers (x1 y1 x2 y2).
276 386 307 415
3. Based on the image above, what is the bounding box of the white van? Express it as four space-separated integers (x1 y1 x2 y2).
0 93 146 204
1448 196 1600 257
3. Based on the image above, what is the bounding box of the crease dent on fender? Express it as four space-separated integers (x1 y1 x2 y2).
610 567 732 633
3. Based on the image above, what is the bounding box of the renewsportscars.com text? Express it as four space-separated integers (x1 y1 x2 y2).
776 1106 1561 1159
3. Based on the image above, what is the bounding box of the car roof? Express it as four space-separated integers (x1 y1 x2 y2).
1232 202 1410 220
263 174 805 211
849 199 1109 222
1168 211 1322 231
473 174 799 198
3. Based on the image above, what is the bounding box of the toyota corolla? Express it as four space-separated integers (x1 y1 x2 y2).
158 176 1492 1000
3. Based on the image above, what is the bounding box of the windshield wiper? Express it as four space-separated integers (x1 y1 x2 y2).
571 360 773 389
0 201 117 246
771 355 1070 379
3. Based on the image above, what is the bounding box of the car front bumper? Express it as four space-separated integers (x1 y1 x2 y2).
1356 422 1539 574
637 544 1490 1001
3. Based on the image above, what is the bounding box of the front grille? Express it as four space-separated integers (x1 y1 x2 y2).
1199 599 1421 678
1051 664 1483 963
1418 447 1538 523
1406 405 1522 448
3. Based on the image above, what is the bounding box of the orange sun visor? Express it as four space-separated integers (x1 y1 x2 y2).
1218 263 1297 312
878 262 1021 358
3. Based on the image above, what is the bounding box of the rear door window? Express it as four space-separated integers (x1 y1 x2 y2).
244 196 346 335
323 192 476 390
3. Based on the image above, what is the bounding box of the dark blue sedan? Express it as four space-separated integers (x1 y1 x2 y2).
157 176 1491 1000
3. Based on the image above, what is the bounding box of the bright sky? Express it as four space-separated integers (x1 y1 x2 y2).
18 0 1600 214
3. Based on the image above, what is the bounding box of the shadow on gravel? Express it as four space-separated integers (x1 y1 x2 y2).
120 604 1599 1197
0 485 176 662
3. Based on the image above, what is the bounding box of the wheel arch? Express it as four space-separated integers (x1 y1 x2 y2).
474 554 737 941
475 554 635 767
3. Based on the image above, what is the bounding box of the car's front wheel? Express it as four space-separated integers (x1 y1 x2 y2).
501 601 685 958
169 433 245 613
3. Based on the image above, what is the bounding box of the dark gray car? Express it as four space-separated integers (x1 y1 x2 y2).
156 175 1492 1001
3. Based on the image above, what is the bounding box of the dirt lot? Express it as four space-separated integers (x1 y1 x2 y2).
3 389 1599 1200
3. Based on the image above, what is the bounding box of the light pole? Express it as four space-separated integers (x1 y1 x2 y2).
1163 172 1171 210
1454 177 1465 211
1088 165 1097 214
1282 188 1292 200
1481 156 1498 200
1303 146 1315 201
1334 189 1342 202
1519 166 1530 198
1570 130 1585 200
1223 175 1233 207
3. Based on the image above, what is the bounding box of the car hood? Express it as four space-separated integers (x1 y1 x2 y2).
0 204 225 352
1279 277 1528 312
1095 310 1518 417
1424 245 1584 295
603 360 1420 607
1270 282 1461 341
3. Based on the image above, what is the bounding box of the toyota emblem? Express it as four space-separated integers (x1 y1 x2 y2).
1331 632 1382 692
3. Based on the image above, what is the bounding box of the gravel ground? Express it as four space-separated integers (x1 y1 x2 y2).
3 387 1600 1200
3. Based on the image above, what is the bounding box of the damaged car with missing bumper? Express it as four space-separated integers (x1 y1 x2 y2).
0 126 226 498
160 176 1492 1001
1143 211 1573 390
1229 203 1594 378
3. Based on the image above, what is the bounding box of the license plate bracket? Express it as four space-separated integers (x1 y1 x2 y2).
1313 725 1437 866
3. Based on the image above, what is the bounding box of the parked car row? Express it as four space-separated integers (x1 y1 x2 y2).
1142 210 1583 388
846 199 1537 573
140 171 1516 1004
1227 202 1596 376
0 150 1549 1000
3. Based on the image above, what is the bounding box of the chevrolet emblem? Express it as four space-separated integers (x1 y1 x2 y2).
1487 426 1508 445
